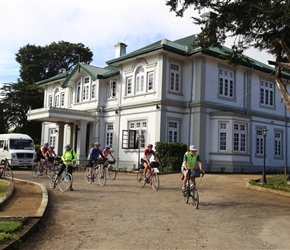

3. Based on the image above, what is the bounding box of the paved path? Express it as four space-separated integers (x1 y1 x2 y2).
9 170 290 249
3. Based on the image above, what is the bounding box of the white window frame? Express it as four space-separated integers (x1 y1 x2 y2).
233 123 246 152
256 129 264 156
48 94 53 107
147 72 154 91
54 89 60 107
135 66 145 94
76 81 81 103
128 120 147 148
219 68 234 98
169 63 180 92
260 80 274 107
107 80 117 99
60 92 65 107
91 83 96 99
275 131 282 157
219 122 227 151
168 120 179 142
126 77 133 95
49 128 56 147
82 77 90 101
106 124 114 147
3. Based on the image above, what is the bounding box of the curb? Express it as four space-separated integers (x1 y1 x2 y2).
246 181 290 197
0 178 48 249
0 180 14 206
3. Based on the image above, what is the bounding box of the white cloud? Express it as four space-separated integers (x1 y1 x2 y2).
0 0 274 85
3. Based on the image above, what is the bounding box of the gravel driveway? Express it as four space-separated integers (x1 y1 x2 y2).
7 170 290 249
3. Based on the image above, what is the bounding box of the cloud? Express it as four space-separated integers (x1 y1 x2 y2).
0 0 274 85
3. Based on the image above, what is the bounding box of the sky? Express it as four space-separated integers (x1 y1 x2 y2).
0 0 275 86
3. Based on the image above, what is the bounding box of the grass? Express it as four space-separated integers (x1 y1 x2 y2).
0 181 10 198
249 174 290 192
0 221 23 245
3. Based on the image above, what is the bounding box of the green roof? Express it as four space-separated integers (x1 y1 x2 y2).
36 34 290 86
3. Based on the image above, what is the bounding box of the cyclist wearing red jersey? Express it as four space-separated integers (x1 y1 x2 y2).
36 142 49 176
102 145 116 169
141 144 160 181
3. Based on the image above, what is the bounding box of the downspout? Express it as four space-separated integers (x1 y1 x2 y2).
188 58 194 145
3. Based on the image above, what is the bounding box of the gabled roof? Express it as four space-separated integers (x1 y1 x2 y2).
36 63 119 87
61 64 119 88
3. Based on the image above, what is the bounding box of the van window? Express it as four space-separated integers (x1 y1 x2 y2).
0 140 3 148
9 139 34 150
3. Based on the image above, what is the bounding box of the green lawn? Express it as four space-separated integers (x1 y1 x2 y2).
249 174 290 192
0 181 9 198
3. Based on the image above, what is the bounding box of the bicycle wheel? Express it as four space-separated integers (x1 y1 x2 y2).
98 168 106 186
47 164 55 179
31 163 39 177
184 187 190 203
191 188 199 209
50 173 57 189
137 171 146 188
85 168 92 184
59 173 73 192
4 166 13 181
108 166 116 180
151 173 159 191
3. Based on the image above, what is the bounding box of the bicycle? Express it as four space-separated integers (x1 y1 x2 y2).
137 161 160 191
0 158 13 181
31 157 56 178
50 163 73 192
85 158 107 186
182 169 204 209
106 160 117 180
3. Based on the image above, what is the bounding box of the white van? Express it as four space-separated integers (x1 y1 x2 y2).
0 133 35 169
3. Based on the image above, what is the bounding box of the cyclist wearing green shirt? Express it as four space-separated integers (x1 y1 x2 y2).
182 145 204 191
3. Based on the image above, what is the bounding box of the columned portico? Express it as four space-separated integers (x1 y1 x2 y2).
77 120 88 163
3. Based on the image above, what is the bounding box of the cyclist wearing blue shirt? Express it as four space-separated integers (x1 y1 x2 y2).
88 142 105 179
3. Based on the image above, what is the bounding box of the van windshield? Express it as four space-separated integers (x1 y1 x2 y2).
9 139 34 150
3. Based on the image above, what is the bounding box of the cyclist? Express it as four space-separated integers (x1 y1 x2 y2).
36 142 49 176
182 145 204 191
102 145 116 171
141 143 160 182
46 145 57 164
53 144 78 191
87 142 106 180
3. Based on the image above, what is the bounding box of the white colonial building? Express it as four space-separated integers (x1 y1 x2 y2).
27 34 290 173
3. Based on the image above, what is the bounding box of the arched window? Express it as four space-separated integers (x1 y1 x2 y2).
135 66 144 94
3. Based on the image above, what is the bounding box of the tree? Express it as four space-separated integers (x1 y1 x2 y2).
15 41 93 83
166 0 290 112
1 41 93 138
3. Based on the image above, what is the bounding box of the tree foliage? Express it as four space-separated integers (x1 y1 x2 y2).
0 41 94 138
166 0 290 112
15 41 93 83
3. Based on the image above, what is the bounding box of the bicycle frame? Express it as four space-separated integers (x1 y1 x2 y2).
183 169 202 209
137 164 160 191
0 158 13 181
50 164 73 192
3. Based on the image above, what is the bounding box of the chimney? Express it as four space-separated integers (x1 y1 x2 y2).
114 42 127 58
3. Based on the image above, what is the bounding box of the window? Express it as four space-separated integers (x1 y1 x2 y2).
275 131 282 157
91 83 96 99
219 68 234 98
233 123 246 152
126 77 132 95
76 81 81 103
54 89 60 107
147 72 154 91
135 67 145 94
256 130 264 155
106 124 114 147
219 122 227 150
107 81 117 99
168 121 179 142
49 129 56 147
260 80 274 107
48 94 53 107
170 63 180 92
122 120 147 149
61 92 65 107
82 77 90 101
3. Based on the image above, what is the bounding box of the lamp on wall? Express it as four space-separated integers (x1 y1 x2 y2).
115 110 119 115
156 105 160 110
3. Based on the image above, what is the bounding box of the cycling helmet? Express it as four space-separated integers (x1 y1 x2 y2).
64 144 71 150
50 145 55 149
147 144 153 148
105 145 110 149
94 142 100 146
44 142 49 147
